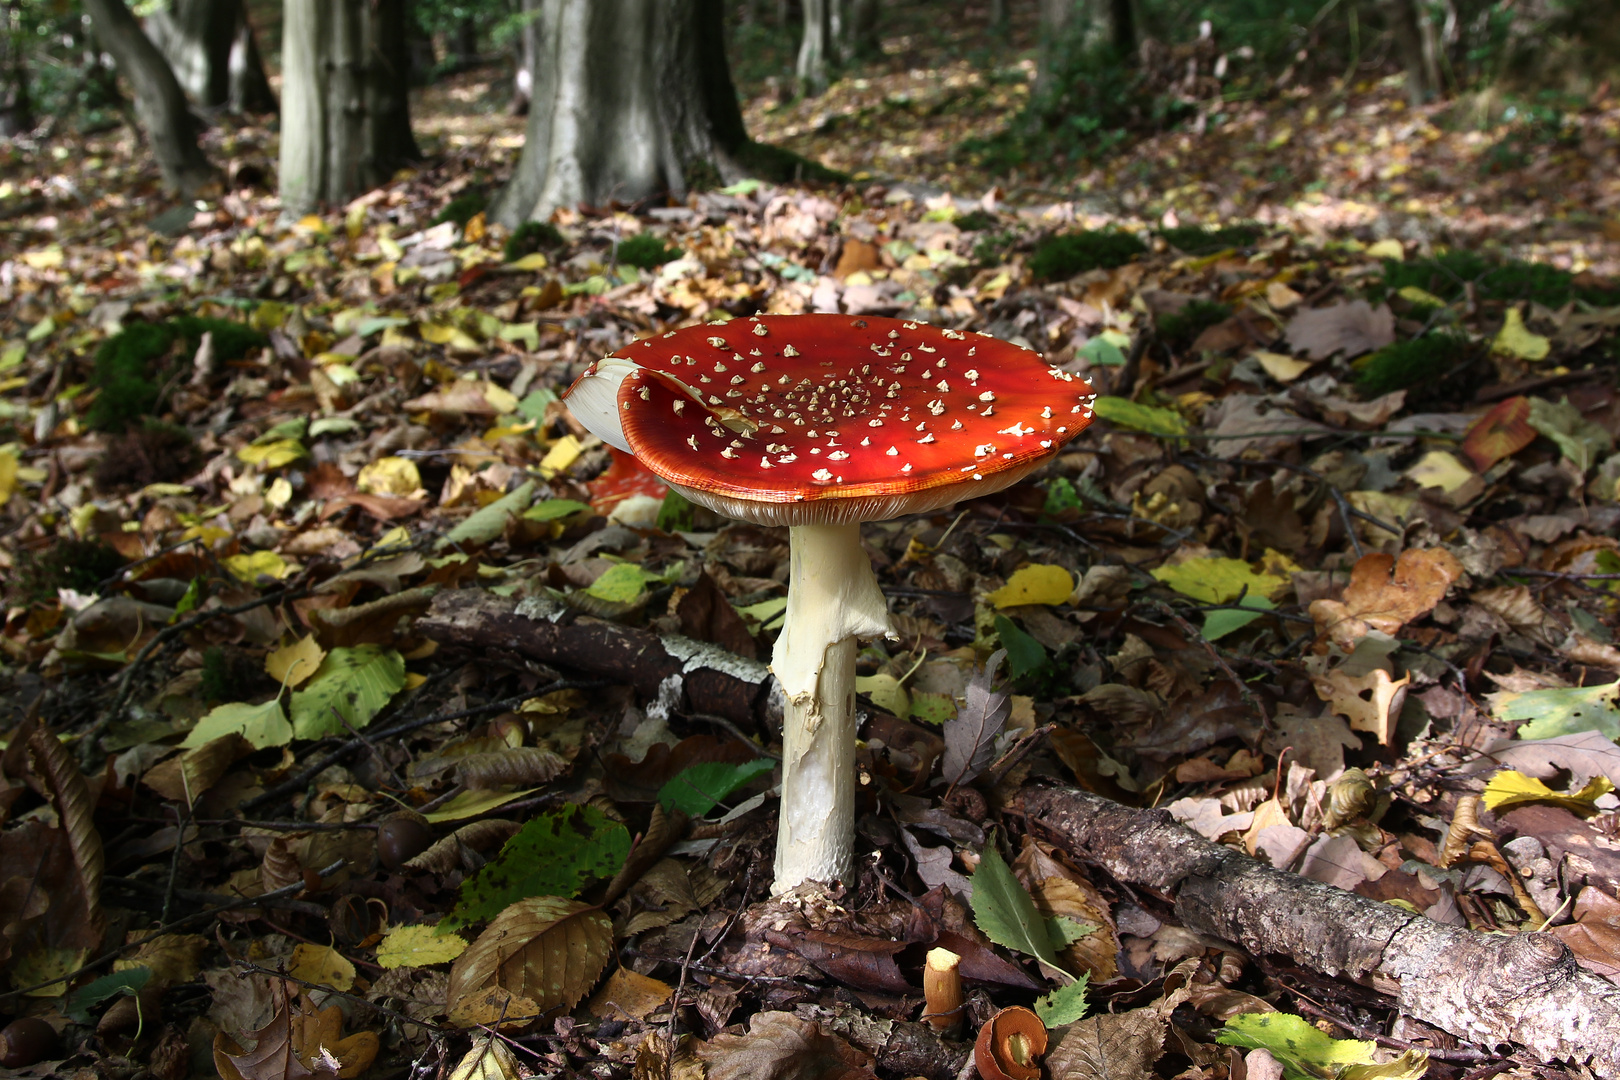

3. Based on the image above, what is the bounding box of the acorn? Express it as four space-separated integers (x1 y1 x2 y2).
1 1016 59 1068
377 817 433 871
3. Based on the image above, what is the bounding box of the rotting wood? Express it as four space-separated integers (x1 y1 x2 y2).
1021 783 1620 1076
418 589 782 731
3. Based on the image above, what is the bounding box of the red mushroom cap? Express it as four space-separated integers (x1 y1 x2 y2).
564 314 1095 526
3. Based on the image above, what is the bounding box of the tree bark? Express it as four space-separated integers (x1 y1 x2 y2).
1035 0 1134 103
82 0 216 195
490 0 751 227
0 0 32 137
511 0 541 115
836 0 881 64
1382 0 1438 105
278 0 419 215
1022 784 1620 1076
228 4 276 113
144 0 235 107
796 0 829 96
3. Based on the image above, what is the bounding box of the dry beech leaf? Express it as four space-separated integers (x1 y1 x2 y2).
698 1011 878 1080
589 967 673 1022
1283 300 1394 360
446 896 613 1026
143 733 256 804
1312 668 1411 746
403 819 524 875
1309 549 1463 645
447 985 542 1031
456 746 568 789
215 986 378 1080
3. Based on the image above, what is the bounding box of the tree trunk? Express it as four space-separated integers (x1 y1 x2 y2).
278 0 419 215
836 0 880 63
989 0 1008 34
144 0 235 107
82 0 216 195
490 0 751 227
512 0 540 115
0 0 32 137
228 4 276 113
797 0 829 96
1383 0 1439 105
1035 0 1133 103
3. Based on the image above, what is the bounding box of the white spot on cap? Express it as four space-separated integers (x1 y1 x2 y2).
673 400 685 415
1040 440 1052 448
753 323 769 336
965 369 980 381
779 454 798 463
918 433 936 444
751 362 766 373
936 380 950 392
979 391 995 403
721 447 736 459
927 399 945 416
714 361 728 373
708 336 727 348
783 345 800 357
760 456 773 468
868 419 883 427
902 463 913 472
812 468 833 481
951 420 963 430
886 446 898 456
687 436 699 450
829 451 849 461
974 444 994 457
1041 406 1052 418
999 423 1032 437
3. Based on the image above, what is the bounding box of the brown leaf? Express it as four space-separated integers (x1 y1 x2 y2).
1463 395 1537 472
943 649 1009 788
1283 300 1394 360
214 985 379 1080
1311 667 1411 746
677 570 759 660
446 897 613 1026
1046 1006 1168 1080
455 746 568 789
698 1011 878 1080
765 929 910 993
143 734 256 804
403 819 524 875
1310 548 1463 643
1550 887 1620 981
602 735 760 803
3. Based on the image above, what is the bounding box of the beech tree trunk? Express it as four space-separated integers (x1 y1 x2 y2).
278 0 419 215
512 0 540 115
144 0 235 107
1035 0 1135 101
0 0 32 137
491 0 750 227
82 0 216 195
796 0 830 96
1023 784 1620 1076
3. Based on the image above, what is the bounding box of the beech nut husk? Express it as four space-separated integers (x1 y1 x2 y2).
973 1006 1047 1080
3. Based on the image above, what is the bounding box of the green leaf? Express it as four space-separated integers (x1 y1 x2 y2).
1092 396 1187 437
436 480 535 550
1042 476 1085 516
993 614 1049 680
64 967 150 1023
910 691 957 726
289 645 406 740
1034 974 1091 1026
970 837 1066 972
518 388 559 421
1495 679 1620 741
586 563 655 603
1152 557 1286 606
1527 396 1614 474
657 488 694 532
658 759 777 816
1203 594 1277 642
523 498 592 522
1217 1012 1428 1079
1048 915 1098 949
721 178 764 196
440 804 630 931
1078 336 1127 366
182 699 293 750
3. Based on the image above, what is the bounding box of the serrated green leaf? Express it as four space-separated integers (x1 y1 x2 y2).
1092 395 1187 437
1203 594 1277 642
437 480 535 550
657 488 694 532
971 837 1066 972
289 645 406 739
522 498 592 522
1494 679 1620 741
440 804 630 931
1047 915 1098 949
993 614 1049 680
658 759 776 816
1034 974 1091 1026
1217 1012 1428 1079
64 967 150 1023
586 562 656 602
182 699 293 750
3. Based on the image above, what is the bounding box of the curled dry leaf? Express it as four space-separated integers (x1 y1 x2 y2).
975 1006 1048 1080
445 896 613 1027
1312 668 1411 746
1308 548 1463 647
698 1011 878 1080
455 746 568 789
214 985 378 1080
403 819 524 875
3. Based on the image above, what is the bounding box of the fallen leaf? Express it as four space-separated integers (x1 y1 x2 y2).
446 896 614 1025
988 564 1077 608
1312 667 1411 746
1492 307 1551 361
1462 396 1536 471
1284 300 1395 360
376 924 469 969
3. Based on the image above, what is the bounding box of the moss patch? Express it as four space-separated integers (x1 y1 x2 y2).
434 190 488 228
1381 250 1620 308
504 221 565 262
1158 224 1263 255
1028 229 1147 282
616 233 682 270
88 317 265 432
1354 332 1474 397
8 539 127 604
1158 300 1234 350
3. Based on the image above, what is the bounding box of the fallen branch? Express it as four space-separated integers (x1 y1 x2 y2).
418 589 783 731
1020 783 1620 1077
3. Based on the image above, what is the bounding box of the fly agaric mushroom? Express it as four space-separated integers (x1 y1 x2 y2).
563 314 1094 892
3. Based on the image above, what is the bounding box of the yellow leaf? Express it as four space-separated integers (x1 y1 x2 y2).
539 434 582 479
1365 239 1405 261
589 968 673 1022
288 943 356 992
267 635 326 689
484 384 519 414
1253 350 1312 383
463 212 487 244
1397 285 1448 307
22 246 64 269
1152 557 1285 605
237 438 307 468
508 253 549 271
0 448 18 507
224 550 290 582
296 214 328 233
855 673 910 718
424 787 540 824
977 271 1011 301
376 924 469 969
1492 307 1551 362
357 455 422 496
1404 450 1475 495
987 564 1076 608
1482 769 1613 816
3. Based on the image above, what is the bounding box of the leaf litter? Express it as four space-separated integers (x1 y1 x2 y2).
4 12 1620 1080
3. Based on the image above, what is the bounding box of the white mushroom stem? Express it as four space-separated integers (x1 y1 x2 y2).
772 522 895 893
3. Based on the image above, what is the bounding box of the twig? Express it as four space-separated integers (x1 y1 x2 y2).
1290 997 1491 1064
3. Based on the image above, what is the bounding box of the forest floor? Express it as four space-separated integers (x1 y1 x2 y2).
3 9 1620 1080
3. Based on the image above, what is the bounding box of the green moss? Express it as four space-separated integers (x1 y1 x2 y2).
8 538 126 604
616 233 681 269
1028 229 1147 282
1380 251 1620 308
88 317 266 432
434 191 487 228
504 221 565 262
972 229 1018 267
953 209 999 232
732 140 847 185
1158 300 1233 350
1158 224 1262 255
1354 332 1473 397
